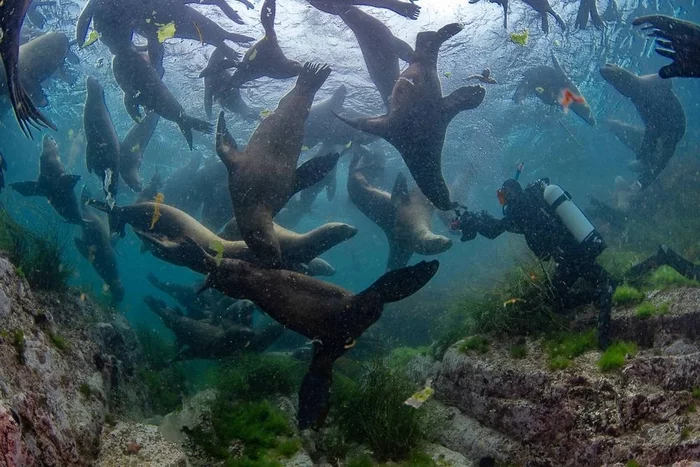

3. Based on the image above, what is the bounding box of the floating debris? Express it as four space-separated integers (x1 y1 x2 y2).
209 239 225 266
510 29 529 46
156 22 177 43
149 193 165 229
404 379 434 409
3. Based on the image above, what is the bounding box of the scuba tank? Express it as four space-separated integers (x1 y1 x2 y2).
543 184 606 258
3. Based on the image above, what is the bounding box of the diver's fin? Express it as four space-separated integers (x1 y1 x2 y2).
293 153 340 195
11 181 44 197
215 112 241 170
390 173 410 206
360 260 439 304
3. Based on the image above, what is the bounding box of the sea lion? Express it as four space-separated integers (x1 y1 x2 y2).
633 15 700 79
575 0 603 30
0 152 6 194
147 272 234 320
84 76 120 200
200 0 302 87
11 135 83 225
309 4 414 109
75 187 124 302
0 0 56 136
521 0 566 34
306 258 337 277
0 32 71 109
466 68 497 84
112 47 212 150
307 0 421 20
144 296 283 361
119 112 160 193
335 23 485 211
137 168 163 204
216 62 340 267
513 53 595 126
136 233 439 429
161 155 203 216
604 118 647 172
88 200 355 270
600 64 686 188
304 86 376 149
219 217 358 268
203 47 261 121
348 153 452 270
469 0 507 28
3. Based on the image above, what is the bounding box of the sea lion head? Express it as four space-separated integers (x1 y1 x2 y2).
599 64 638 97
415 23 463 59
85 75 104 97
417 233 453 256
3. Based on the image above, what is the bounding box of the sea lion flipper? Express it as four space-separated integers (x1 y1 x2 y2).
360 260 439 304
261 0 277 38
540 13 550 34
575 0 590 29
297 345 335 430
10 181 43 197
59 174 81 189
75 0 96 48
333 111 389 140
123 92 142 124
25 81 49 108
293 152 341 195
177 115 213 151
215 112 241 169
442 86 486 120
391 37 415 63
390 173 410 206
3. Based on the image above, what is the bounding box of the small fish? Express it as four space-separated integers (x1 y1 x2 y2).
149 193 165 229
503 298 525 308
82 30 101 48
558 88 586 114
404 379 434 409
510 29 529 46
535 87 545 94
444 71 452 78
209 239 225 266
156 22 177 43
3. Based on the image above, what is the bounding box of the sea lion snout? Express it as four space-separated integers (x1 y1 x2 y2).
599 63 622 82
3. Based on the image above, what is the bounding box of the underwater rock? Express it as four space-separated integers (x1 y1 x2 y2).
434 286 700 465
96 421 188 467
0 254 147 465
159 389 217 445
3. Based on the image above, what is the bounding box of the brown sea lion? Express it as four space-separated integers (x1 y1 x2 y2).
307 0 421 20
348 153 452 270
308 3 414 108
600 64 686 188
513 53 595 126
75 187 124 302
11 135 83 225
203 47 261 121
112 47 212 150
216 62 340 267
119 112 160 193
84 76 120 200
199 0 302 87
87 200 356 270
0 0 56 136
135 233 439 429
335 23 486 211
521 0 566 34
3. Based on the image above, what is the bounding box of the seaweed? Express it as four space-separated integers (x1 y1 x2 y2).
388 346 430 369
635 302 656 319
135 326 177 371
509 343 528 359
0 210 72 291
459 336 489 354
333 360 435 461
13 329 26 364
612 284 645 306
646 265 700 289
544 330 597 370
597 341 638 372
214 354 304 401
49 332 70 351
79 383 92 398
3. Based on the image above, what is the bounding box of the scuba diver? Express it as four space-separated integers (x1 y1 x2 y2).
452 166 614 348
452 167 700 349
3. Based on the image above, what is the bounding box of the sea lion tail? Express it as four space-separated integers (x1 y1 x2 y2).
296 63 332 93
178 116 214 151
359 260 439 305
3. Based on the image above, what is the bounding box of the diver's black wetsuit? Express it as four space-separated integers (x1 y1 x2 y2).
458 179 616 348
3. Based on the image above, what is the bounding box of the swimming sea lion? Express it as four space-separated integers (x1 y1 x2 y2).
11 135 83 225
466 68 497 84
348 153 452 270
147 272 232 320
88 200 355 270
75 187 124 301
144 296 282 361
136 233 439 428
575 0 603 30
521 0 566 34
307 0 421 20
633 15 700 79
600 64 686 188
306 258 337 277
112 47 212 150
200 0 302 87
216 62 340 267
468 0 508 28
335 23 486 211
84 76 120 200
604 119 646 172
513 53 595 126
203 47 261 121
309 4 414 109
119 112 160 193
1 32 71 109
0 0 56 136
